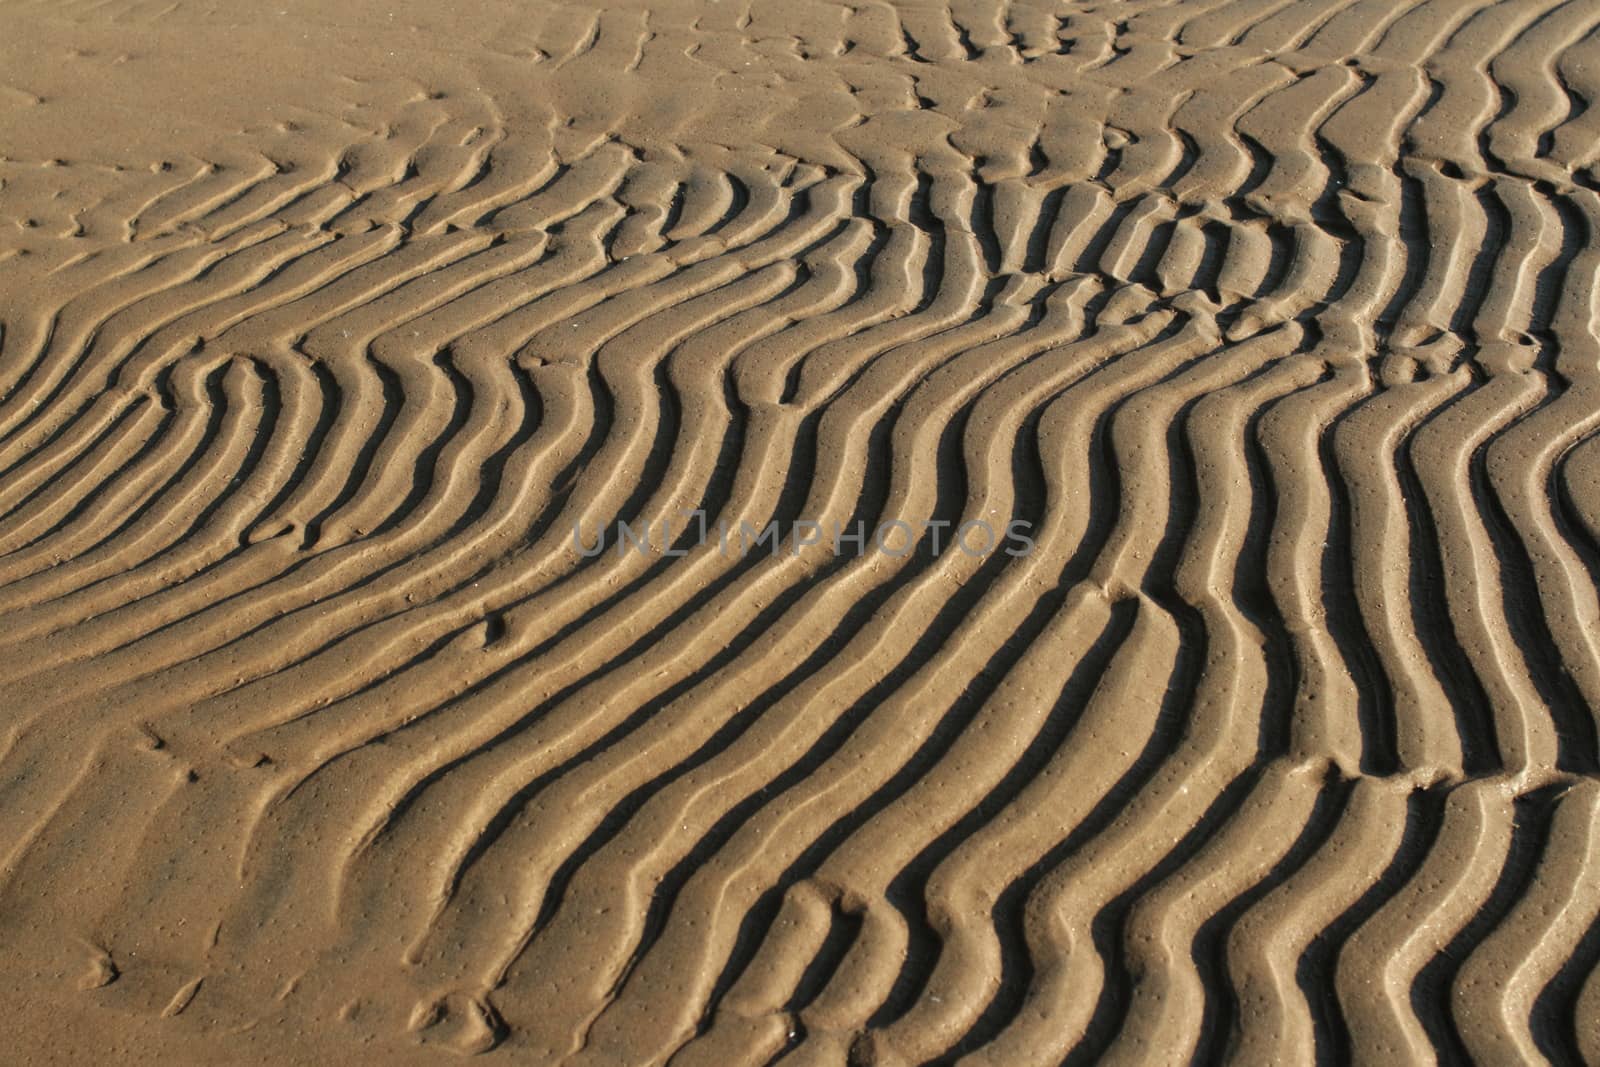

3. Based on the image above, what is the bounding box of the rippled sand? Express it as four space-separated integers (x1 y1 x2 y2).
1 0 1599 1062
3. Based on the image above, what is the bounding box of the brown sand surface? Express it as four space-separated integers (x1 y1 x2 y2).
2 0 1600 1062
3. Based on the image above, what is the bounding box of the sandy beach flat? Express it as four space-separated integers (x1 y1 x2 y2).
2 0 1599 1062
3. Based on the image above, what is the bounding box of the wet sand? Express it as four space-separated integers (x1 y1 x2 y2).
1 0 1599 1062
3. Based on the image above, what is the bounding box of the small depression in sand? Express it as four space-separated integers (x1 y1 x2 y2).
1 0 1599 1062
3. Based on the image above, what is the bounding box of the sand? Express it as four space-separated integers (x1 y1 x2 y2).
1 0 1598 1062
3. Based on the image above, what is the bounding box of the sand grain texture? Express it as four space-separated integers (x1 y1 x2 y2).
1 0 1599 1062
